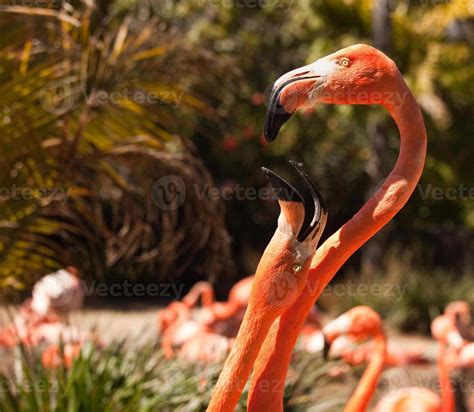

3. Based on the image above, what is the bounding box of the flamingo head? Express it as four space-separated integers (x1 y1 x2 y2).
431 314 465 350
250 161 327 311
445 300 471 327
457 343 474 368
322 306 383 358
264 44 401 142
157 302 188 332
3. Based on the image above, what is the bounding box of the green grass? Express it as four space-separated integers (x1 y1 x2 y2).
0 342 349 412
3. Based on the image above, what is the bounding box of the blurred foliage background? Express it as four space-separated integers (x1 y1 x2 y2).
0 0 473 327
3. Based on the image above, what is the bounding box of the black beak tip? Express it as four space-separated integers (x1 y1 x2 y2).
262 162 327 243
288 160 327 242
264 97 293 143
323 336 331 360
261 167 303 203
263 128 276 143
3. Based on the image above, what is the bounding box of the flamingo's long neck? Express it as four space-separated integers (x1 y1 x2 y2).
248 79 427 411
206 303 275 412
207 233 313 412
344 333 386 412
438 343 455 412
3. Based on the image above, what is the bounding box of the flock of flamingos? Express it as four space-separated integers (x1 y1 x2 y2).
0 44 473 411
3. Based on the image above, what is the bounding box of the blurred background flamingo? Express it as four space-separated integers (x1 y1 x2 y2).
323 305 471 412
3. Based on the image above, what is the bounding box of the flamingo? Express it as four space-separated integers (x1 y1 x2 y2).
207 161 328 411
0 267 84 347
456 342 474 368
0 267 90 370
160 277 324 360
0 312 91 372
30 266 84 317
177 332 234 364
323 306 460 412
243 43 427 411
327 334 429 367
184 276 254 336
161 314 213 358
158 277 252 358
298 305 325 353
444 300 472 340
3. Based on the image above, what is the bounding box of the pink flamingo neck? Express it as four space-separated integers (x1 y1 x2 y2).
344 333 386 412
248 80 427 411
207 233 314 412
437 344 455 412
207 305 275 411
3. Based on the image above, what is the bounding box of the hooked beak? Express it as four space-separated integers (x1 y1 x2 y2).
264 70 320 142
262 160 327 242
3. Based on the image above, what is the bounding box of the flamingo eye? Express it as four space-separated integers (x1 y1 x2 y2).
292 263 303 273
338 57 350 67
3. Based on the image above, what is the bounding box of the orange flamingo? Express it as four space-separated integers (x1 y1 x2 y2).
246 43 427 411
160 277 324 361
0 266 84 347
177 332 234 364
456 342 474 368
184 276 254 336
0 267 90 369
323 306 459 412
186 276 322 339
207 161 328 411
158 276 253 358
444 300 472 341
328 334 429 368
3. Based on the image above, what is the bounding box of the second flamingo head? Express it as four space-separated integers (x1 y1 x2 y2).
323 306 384 358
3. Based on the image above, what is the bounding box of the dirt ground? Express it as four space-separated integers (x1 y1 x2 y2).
1 305 472 411
0 303 160 343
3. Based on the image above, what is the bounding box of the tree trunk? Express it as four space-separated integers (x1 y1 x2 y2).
362 0 393 272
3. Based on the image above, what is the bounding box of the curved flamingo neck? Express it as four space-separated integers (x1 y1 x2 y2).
344 333 386 412
248 78 427 411
437 343 455 412
207 232 314 412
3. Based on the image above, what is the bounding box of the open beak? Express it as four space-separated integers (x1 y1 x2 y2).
264 70 320 142
262 160 327 242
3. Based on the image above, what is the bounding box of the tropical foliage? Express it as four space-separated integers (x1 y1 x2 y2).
0 3 232 295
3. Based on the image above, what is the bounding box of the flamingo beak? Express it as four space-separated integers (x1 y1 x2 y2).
264 71 320 142
262 161 327 243
323 335 332 360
